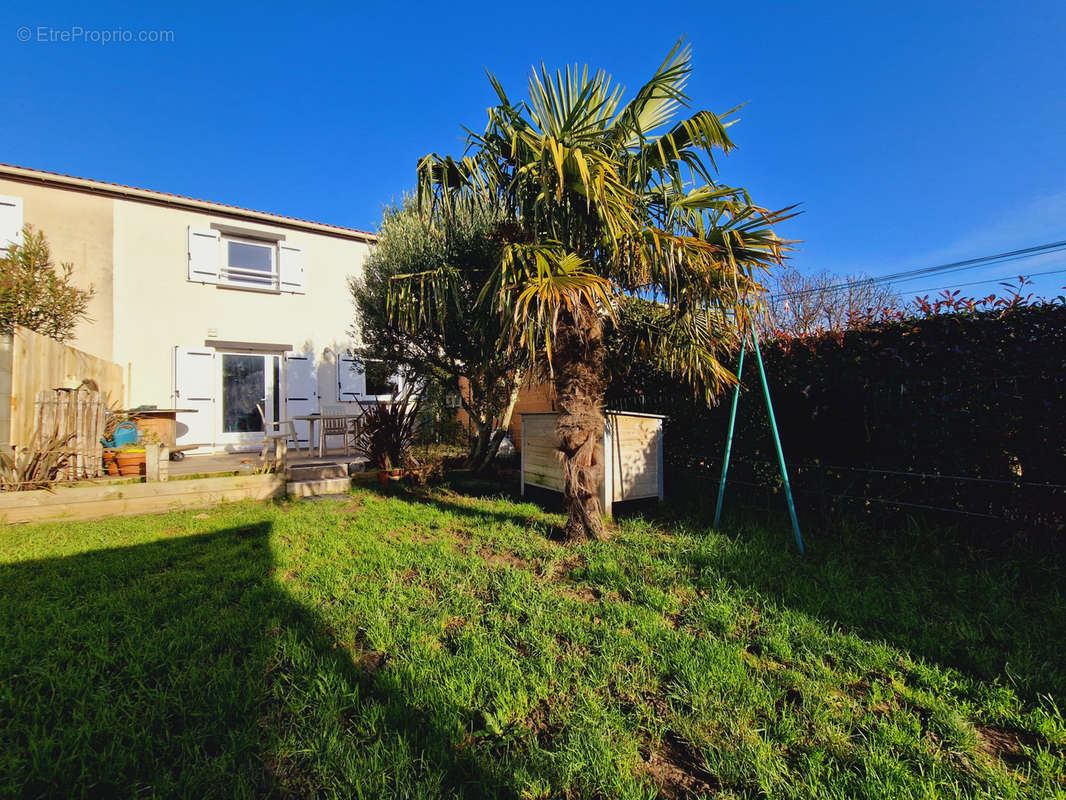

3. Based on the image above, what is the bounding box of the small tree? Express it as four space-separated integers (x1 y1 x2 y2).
350 201 527 471
760 267 899 337
0 226 93 342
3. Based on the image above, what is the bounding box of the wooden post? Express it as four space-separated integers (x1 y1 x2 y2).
600 418 613 518
519 419 526 497
0 333 12 453
145 443 162 482
273 437 287 474
656 421 664 502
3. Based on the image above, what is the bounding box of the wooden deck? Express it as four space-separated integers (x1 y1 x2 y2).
0 450 371 525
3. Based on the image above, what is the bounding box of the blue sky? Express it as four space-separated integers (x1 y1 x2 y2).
3 1 1065 299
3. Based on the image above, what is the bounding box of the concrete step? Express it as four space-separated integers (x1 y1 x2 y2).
286 477 352 497
288 462 349 481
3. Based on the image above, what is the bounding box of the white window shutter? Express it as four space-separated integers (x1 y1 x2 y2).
173 346 216 451
284 353 318 446
0 195 24 251
187 227 220 283
337 355 365 401
278 241 306 293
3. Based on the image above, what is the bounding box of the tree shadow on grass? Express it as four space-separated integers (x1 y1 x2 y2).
0 522 516 798
387 477 1066 702
371 480 570 541
653 492 1066 702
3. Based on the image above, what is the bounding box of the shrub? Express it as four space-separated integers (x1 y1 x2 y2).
0 432 77 491
353 390 420 471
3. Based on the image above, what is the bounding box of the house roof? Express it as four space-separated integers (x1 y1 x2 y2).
0 163 377 243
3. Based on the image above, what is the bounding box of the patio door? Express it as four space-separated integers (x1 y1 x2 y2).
217 352 280 450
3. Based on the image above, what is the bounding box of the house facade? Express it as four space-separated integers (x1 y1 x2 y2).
0 163 389 453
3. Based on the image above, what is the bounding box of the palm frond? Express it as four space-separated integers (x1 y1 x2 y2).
413 40 794 398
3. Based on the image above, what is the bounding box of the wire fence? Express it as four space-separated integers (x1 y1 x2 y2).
686 453 1065 526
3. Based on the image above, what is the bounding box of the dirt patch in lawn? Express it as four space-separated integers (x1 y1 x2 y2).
559 585 601 603
524 697 564 747
382 524 435 543
448 528 474 553
976 725 1047 767
642 731 719 799
353 649 387 673
478 546 532 570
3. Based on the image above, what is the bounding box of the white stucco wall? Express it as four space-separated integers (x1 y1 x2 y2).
110 199 371 411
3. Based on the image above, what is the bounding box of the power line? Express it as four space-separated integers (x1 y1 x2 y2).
899 266 1066 298
770 240 1066 302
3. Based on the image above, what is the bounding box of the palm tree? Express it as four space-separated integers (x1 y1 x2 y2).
393 41 795 541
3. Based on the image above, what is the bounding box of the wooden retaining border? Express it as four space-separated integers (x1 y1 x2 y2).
0 473 286 525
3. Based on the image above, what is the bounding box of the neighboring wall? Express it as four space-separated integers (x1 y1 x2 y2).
454 380 557 451
0 177 114 361
7 327 124 449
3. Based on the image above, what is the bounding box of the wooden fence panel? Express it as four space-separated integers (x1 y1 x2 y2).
33 388 105 480
9 326 123 450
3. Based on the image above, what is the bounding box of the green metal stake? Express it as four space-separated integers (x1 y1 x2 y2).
750 324 805 554
713 337 745 529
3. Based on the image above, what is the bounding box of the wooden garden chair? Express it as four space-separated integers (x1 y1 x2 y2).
257 404 298 461
317 406 352 457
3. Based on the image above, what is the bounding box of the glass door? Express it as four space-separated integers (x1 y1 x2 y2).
217 353 278 449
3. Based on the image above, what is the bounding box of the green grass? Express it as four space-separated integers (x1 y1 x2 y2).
1 480 1063 799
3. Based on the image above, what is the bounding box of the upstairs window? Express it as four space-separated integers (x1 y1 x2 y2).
223 237 276 288
187 226 305 293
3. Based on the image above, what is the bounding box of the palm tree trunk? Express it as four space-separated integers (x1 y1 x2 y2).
553 307 607 541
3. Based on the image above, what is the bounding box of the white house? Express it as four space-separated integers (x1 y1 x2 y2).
0 163 393 453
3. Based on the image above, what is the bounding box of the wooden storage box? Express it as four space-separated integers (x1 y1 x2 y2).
519 410 664 516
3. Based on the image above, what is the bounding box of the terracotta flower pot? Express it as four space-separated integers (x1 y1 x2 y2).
102 450 120 476
115 450 146 477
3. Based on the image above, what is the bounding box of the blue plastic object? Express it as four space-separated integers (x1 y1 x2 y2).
101 420 138 449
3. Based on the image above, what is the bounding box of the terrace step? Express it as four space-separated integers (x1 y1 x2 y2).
286 477 352 497
288 462 349 482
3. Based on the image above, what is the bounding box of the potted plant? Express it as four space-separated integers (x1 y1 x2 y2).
114 443 147 476
352 389 420 486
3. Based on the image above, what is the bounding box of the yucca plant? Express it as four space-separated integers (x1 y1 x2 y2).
0 432 77 491
353 390 421 472
391 41 795 540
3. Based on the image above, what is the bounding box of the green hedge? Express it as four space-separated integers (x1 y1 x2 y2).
608 303 1066 538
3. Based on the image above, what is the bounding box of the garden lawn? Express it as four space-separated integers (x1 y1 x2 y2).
0 482 1064 799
